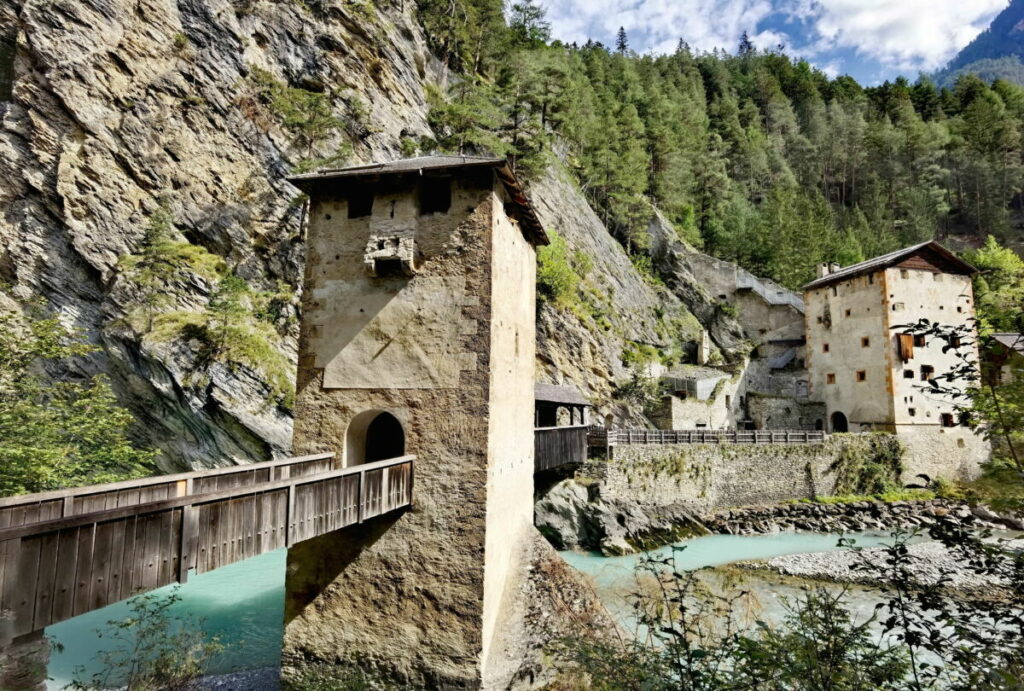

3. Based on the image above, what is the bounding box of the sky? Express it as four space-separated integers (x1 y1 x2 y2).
543 0 1009 85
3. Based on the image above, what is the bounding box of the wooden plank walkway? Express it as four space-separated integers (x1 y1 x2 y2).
589 428 826 447
0 454 414 643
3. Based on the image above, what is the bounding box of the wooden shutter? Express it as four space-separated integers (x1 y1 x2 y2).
898 333 914 361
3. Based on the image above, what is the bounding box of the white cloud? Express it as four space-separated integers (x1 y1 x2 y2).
545 0 777 54
779 0 1006 72
544 0 1007 78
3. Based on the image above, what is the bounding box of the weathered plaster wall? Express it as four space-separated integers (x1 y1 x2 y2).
896 424 987 482
481 186 536 684
283 172 499 687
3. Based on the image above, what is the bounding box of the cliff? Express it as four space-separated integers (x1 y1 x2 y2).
0 0 746 469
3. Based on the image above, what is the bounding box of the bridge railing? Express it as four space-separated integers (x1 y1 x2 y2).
589 429 826 446
534 426 589 472
0 452 340 529
0 455 414 642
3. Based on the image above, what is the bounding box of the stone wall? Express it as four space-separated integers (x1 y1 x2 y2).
748 394 826 431
587 435 904 514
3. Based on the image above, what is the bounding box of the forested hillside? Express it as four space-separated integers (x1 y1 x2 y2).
419 0 1024 288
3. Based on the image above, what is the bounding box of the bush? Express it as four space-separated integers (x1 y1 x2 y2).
537 229 584 311
66 588 223 691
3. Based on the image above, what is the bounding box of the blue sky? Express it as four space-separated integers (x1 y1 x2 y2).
544 0 1009 84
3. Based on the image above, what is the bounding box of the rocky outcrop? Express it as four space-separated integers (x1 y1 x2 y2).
0 0 441 469
535 478 708 556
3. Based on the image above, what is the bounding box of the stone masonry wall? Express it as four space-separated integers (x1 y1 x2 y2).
588 436 902 514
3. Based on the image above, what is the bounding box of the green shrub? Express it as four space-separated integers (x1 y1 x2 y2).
537 229 582 311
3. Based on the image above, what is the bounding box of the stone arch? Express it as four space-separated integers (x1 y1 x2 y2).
345 410 406 467
830 411 848 433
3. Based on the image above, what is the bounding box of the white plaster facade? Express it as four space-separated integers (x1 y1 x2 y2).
803 243 989 480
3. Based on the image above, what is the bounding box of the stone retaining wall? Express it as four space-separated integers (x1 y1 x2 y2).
582 435 903 514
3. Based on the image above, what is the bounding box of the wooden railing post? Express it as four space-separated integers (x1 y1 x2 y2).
285 484 296 547
179 503 199 583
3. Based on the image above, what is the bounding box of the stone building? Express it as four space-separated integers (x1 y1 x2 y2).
282 156 547 687
803 241 988 480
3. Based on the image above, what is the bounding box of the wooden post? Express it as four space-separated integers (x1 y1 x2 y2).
356 469 365 524
62 496 73 517
179 504 199 583
285 484 296 547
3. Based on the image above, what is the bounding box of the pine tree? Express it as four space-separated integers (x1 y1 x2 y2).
615 27 629 55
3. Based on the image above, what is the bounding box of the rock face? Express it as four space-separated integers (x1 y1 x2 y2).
1 0 783 471
0 0 440 469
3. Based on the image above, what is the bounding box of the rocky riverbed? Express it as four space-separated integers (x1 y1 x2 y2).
536 478 1024 556
739 538 1024 599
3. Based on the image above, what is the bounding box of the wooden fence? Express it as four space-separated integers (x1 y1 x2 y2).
0 454 414 642
535 426 589 472
589 428 826 447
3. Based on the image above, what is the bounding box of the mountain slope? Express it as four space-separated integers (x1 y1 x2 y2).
937 0 1024 86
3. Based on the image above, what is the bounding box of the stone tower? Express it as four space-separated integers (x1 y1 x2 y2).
282 157 547 688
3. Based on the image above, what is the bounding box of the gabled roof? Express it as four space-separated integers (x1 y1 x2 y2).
286 156 548 245
535 383 590 406
993 333 1024 354
802 241 977 291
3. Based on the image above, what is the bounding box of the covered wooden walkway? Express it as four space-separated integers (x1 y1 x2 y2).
0 453 414 642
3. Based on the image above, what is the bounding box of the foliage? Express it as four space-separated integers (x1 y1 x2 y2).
118 209 296 409
243 66 351 162
0 306 155 496
830 434 905 497
896 317 1023 473
551 522 1024 689
417 1 1024 288
963 235 1024 334
536 229 583 310
66 588 223 691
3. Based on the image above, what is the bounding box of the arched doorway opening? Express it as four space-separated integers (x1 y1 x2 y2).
814 418 824 431
830 411 848 433
345 410 405 466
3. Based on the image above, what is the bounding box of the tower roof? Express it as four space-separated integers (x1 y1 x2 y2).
287 156 548 245
802 241 977 291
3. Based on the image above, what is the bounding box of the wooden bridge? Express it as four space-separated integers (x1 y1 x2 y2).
0 453 414 643
534 425 589 472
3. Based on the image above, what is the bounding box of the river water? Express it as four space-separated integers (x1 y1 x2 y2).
46 532 896 688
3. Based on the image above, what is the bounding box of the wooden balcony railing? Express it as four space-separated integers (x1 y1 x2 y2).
589 428 826 447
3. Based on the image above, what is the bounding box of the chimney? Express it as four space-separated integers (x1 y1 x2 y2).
816 262 830 278
829 262 840 274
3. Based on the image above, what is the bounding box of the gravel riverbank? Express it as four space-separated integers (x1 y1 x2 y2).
739 538 1024 598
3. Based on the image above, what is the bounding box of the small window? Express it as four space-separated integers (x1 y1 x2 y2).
826 373 836 385
920 365 934 381
868 274 874 284
856 370 867 382
959 412 972 427
900 269 909 279
908 408 916 417
816 316 823 324
957 306 963 313
831 286 838 296
861 337 870 348
903 369 914 379
823 343 830 353
419 177 452 214
845 309 852 317
941 413 955 428
725 395 732 407
892 302 905 311
913 334 926 347
948 335 962 348
347 186 374 218
933 273 942 282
